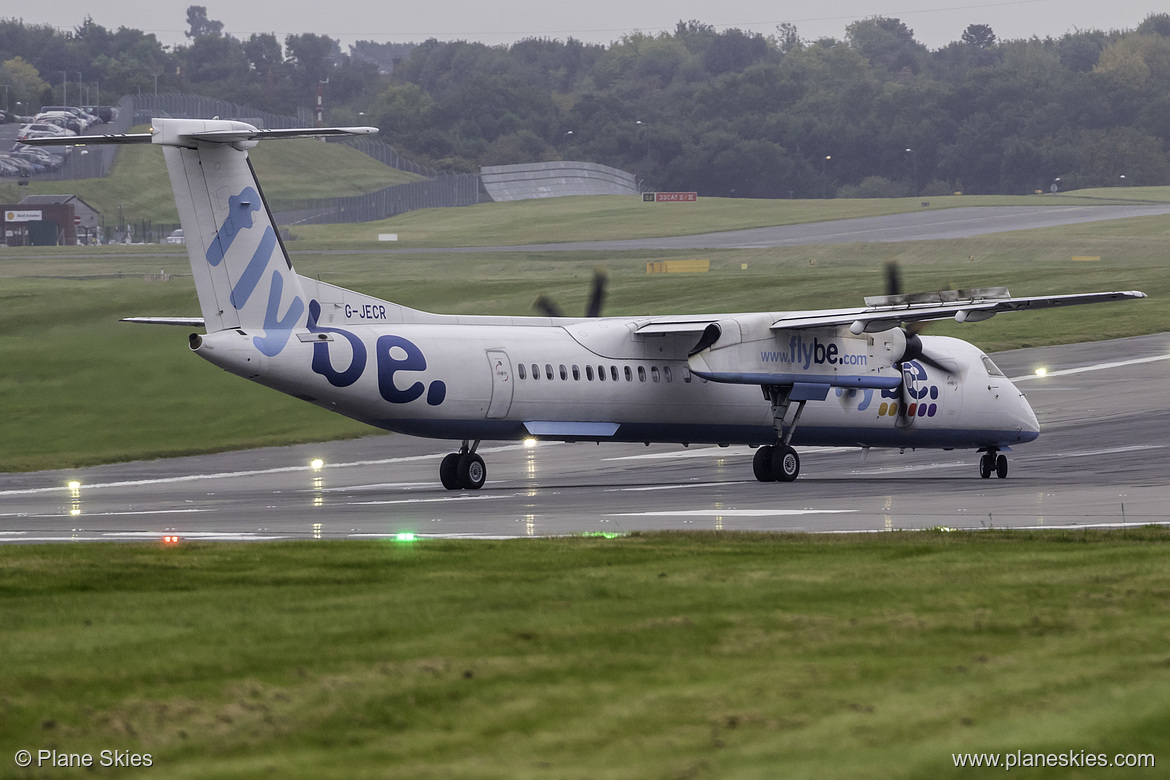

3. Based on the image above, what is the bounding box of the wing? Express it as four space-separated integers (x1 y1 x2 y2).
635 289 1147 340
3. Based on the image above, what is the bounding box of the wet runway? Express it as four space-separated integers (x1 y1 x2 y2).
2 334 1168 543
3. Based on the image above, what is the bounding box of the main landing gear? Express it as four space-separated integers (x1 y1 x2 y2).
753 385 807 483
440 440 486 490
978 447 1008 479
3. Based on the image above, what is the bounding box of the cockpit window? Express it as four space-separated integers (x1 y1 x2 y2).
981 355 1005 377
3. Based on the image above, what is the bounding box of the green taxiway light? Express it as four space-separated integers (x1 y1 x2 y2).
395 532 417 542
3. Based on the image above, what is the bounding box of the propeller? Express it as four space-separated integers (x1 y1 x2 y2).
883 262 956 428
533 268 608 318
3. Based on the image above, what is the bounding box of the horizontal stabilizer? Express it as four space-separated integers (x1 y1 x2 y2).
121 317 207 326
22 123 378 148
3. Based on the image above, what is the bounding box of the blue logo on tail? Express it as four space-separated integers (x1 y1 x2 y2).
205 188 304 356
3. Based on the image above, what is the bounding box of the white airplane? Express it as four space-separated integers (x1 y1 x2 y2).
28 120 1147 490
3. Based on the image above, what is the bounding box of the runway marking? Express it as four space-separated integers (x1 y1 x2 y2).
102 531 291 540
346 532 530 540
850 461 970 475
1026 444 1165 460
609 509 856 517
1011 353 1170 382
604 446 857 462
346 494 512 507
0 443 548 497
607 482 753 492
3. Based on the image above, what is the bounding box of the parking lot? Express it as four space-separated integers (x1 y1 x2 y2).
1 118 109 180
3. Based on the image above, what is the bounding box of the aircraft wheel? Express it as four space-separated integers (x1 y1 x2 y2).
458 453 487 490
753 446 776 482
979 453 992 479
771 445 800 482
439 453 461 490
995 454 1008 479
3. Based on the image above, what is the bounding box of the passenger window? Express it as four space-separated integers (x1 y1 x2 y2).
572 365 580 381
623 366 632 382
545 364 554 380
518 363 526 380
586 365 595 381
682 367 692 383
651 366 660 383
598 365 606 381
638 366 647 382
532 363 539 380
559 365 568 381
610 366 619 381
663 366 672 382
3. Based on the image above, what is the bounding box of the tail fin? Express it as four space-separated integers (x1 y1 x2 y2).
25 119 376 355
154 119 374 356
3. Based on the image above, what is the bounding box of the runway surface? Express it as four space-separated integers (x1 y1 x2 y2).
2 334 1168 543
359 204 1170 254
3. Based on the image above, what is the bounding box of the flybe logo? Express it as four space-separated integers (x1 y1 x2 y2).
878 361 941 419
307 301 446 406
207 188 304 358
760 335 868 370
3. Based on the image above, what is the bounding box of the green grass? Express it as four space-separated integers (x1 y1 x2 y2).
290 188 1170 249
1 205 1168 472
1 530 1167 778
0 138 422 224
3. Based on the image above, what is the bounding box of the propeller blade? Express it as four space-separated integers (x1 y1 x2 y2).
895 362 913 429
586 269 608 318
884 261 901 297
916 350 956 376
533 295 563 318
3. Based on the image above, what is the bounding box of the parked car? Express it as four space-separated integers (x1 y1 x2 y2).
35 112 84 134
165 229 185 245
17 123 74 140
0 154 36 176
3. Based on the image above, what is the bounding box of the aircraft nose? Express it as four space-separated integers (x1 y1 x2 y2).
1016 391 1040 442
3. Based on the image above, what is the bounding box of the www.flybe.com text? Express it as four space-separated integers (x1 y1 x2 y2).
761 336 868 370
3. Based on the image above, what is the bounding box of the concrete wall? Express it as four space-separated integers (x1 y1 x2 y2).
480 161 639 201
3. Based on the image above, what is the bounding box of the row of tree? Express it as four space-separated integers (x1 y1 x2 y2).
2 9 1169 196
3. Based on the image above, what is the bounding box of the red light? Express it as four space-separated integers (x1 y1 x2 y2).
162 535 181 545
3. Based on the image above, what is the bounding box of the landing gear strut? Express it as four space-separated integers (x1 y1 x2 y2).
754 385 807 483
440 440 486 490
978 448 1008 479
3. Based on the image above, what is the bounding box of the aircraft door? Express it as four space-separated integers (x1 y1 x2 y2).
485 350 514 419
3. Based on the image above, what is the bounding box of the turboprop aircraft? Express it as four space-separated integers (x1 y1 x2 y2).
28 120 1146 490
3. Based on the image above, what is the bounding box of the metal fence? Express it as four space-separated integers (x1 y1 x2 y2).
271 173 481 225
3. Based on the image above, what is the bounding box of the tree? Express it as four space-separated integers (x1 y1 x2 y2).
0 56 49 110
184 6 224 39
846 17 927 76
961 24 997 49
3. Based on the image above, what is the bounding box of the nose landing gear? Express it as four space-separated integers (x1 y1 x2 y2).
440 440 486 490
978 448 1008 479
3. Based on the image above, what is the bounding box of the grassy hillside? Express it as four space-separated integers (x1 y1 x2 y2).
0 137 423 224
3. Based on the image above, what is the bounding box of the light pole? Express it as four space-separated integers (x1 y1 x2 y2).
822 155 832 199
905 148 918 197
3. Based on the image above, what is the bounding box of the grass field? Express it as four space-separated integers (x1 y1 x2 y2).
0 138 422 225
1 197 1167 472
1 530 1166 779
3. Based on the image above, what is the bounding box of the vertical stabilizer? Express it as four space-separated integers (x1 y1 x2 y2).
153 119 376 356
21 118 378 352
